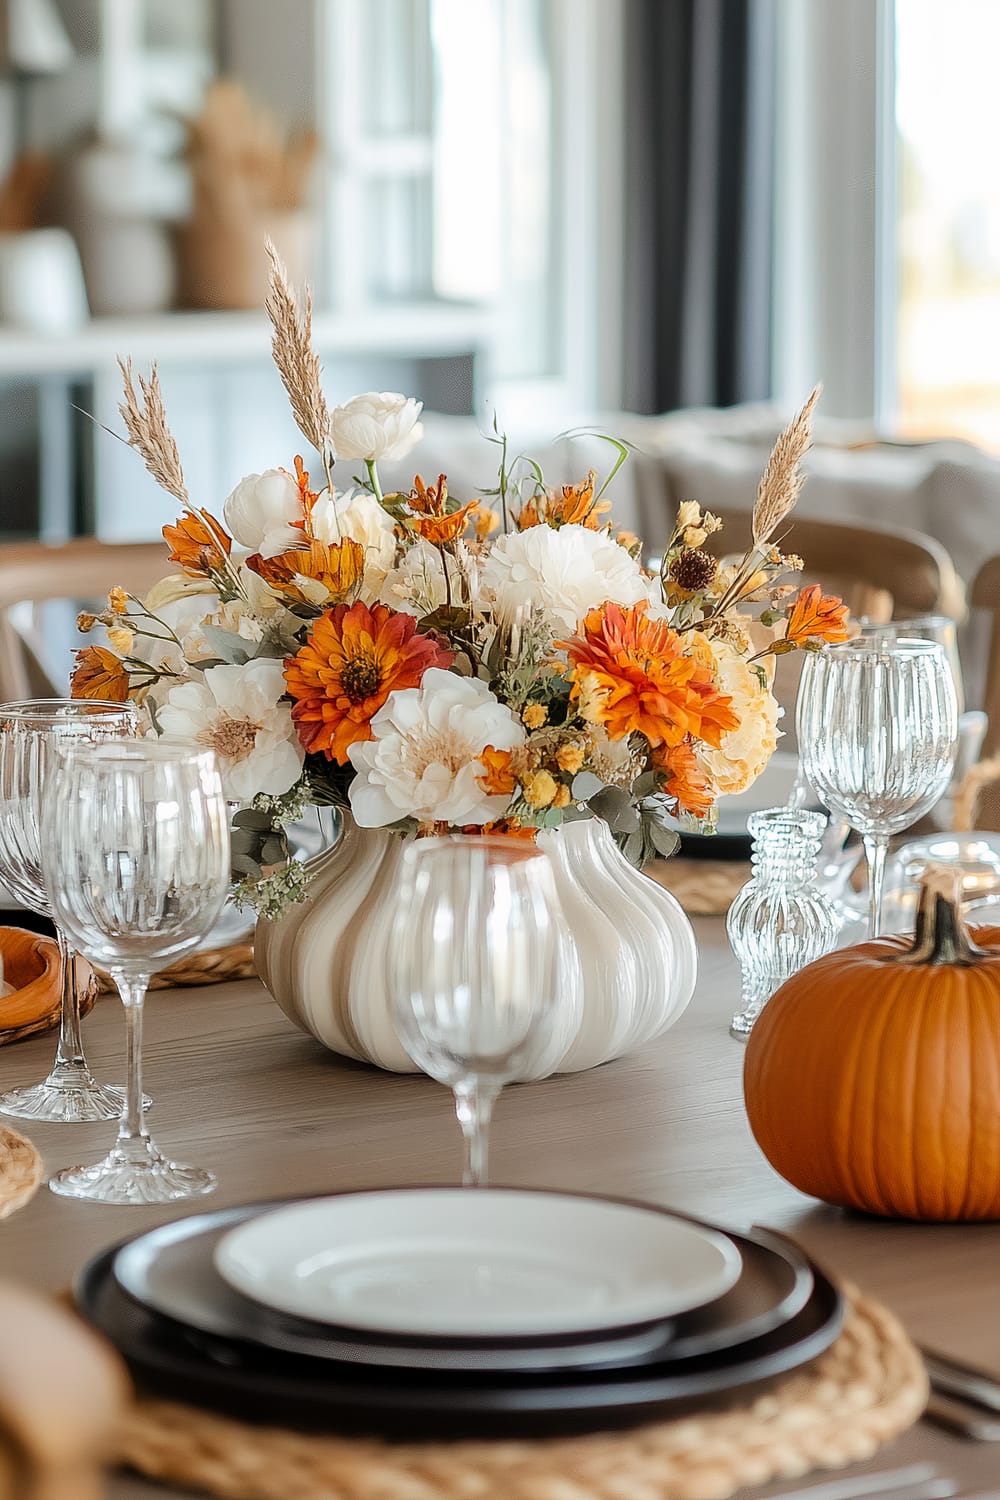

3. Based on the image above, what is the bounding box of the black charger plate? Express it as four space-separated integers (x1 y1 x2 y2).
77 1241 843 1439
111 1203 813 1374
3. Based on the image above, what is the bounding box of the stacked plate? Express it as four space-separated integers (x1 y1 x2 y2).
76 1188 844 1438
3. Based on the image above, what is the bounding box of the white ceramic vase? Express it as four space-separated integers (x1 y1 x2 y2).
254 814 697 1080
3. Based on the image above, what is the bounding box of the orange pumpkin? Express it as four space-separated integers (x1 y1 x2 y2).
744 865 1000 1222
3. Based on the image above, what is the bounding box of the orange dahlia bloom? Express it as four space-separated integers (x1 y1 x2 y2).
784 584 849 647
517 471 612 531
284 600 453 763
162 509 232 578
71 647 131 703
656 740 715 818
563 603 738 750
247 538 365 605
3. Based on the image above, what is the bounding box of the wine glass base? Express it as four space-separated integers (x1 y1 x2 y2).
0 1068 150 1124
729 1012 758 1040
49 1142 216 1205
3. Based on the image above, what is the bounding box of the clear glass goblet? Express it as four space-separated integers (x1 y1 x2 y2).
387 836 563 1188
797 639 959 938
41 739 231 1204
0 699 138 1122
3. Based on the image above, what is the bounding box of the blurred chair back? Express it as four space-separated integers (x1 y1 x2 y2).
0 540 167 701
964 555 1000 831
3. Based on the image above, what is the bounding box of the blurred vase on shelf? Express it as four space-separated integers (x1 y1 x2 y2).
727 807 838 1039
175 79 318 309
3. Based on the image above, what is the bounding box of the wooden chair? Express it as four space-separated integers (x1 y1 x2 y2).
960 555 1000 830
0 539 167 701
705 511 965 623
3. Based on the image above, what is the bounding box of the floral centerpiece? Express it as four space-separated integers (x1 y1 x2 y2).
73 245 848 925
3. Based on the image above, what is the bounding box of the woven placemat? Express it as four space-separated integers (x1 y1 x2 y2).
117 1286 926 1500
95 942 256 995
647 858 749 916
0 1124 42 1219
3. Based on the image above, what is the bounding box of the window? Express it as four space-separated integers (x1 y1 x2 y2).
894 0 1000 450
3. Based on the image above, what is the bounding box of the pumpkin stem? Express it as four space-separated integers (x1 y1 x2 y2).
895 863 988 966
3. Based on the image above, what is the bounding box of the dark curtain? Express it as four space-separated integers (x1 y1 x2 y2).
622 0 776 414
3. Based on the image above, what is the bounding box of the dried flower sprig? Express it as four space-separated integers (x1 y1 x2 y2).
264 238 331 483
752 384 821 546
117 358 189 504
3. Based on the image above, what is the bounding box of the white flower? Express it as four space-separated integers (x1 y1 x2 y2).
133 575 219 677
347 668 524 828
223 469 304 559
329 392 424 463
157 659 304 803
480 523 649 633
694 639 782 797
378 538 473 617
310 486 397 596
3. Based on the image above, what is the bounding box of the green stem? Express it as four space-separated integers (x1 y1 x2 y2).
366 459 384 507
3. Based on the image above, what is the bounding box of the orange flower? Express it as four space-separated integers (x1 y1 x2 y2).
293 454 319 515
162 509 232 578
247 538 365 605
477 745 517 796
411 500 479 546
461 819 538 841
517 471 612 531
408 474 449 516
784 584 850 647
656 740 715 819
284 600 453 764
70 647 131 703
563 603 738 750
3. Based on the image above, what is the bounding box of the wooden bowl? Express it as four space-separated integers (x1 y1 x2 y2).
0 928 96 1046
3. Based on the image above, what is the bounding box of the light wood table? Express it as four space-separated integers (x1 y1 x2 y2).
0 918 997 1498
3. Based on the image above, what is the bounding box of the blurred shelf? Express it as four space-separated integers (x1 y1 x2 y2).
0 302 493 380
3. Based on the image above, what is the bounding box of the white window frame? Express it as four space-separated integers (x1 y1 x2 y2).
771 0 897 425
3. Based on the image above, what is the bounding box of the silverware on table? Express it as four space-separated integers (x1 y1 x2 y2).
923 1348 1000 1416
770 1461 955 1500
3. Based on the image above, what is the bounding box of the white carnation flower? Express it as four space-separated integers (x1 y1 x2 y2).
223 469 304 559
329 391 424 463
378 538 474 617
310 486 397 596
347 668 524 828
480 524 648 633
157 659 304 803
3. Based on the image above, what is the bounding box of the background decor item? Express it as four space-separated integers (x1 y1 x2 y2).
726 807 838 1038
0 925 96 1046
175 79 318 309
254 813 696 1079
0 224 88 333
744 865 1000 1222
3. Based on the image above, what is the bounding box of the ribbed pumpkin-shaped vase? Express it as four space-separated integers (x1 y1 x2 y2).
254 813 698 1079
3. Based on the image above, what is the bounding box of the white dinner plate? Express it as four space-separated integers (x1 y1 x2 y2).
213 1189 743 1340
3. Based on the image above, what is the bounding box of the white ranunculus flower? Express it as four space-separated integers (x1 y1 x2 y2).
133 575 219 677
378 538 472 617
328 392 424 463
223 469 304 559
310 486 397 596
695 639 782 798
157 659 304 803
480 523 649 633
347 668 524 828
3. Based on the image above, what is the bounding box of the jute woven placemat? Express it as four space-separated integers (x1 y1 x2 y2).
95 942 256 995
647 859 749 917
0 1124 42 1219
116 1286 926 1500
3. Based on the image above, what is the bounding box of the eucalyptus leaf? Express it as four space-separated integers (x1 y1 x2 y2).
632 770 657 798
231 853 262 878
260 838 289 867
200 624 251 665
649 823 681 858
622 830 644 866
571 770 605 801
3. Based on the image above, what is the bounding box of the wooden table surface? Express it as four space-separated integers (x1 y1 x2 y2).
0 917 997 1498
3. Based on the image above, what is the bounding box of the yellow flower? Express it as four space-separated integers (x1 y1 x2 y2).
694 637 782 797
552 783 572 809
474 506 500 540
524 770 558 809
616 530 641 553
522 703 548 729
106 626 135 656
76 611 97 632
677 500 702 529
108 586 129 614
556 743 585 774
575 669 610 725
683 526 708 547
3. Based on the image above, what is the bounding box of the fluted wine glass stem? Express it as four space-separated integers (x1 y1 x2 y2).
454 1083 498 1188
52 928 88 1072
115 973 150 1151
864 832 890 939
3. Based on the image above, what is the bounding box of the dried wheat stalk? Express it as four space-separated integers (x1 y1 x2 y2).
117 358 189 504
264 239 329 457
752 385 821 545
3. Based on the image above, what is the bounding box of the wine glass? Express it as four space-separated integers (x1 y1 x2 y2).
387 836 562 1187
40 739 230 1204
797 639 958 938
0 698 138 1122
